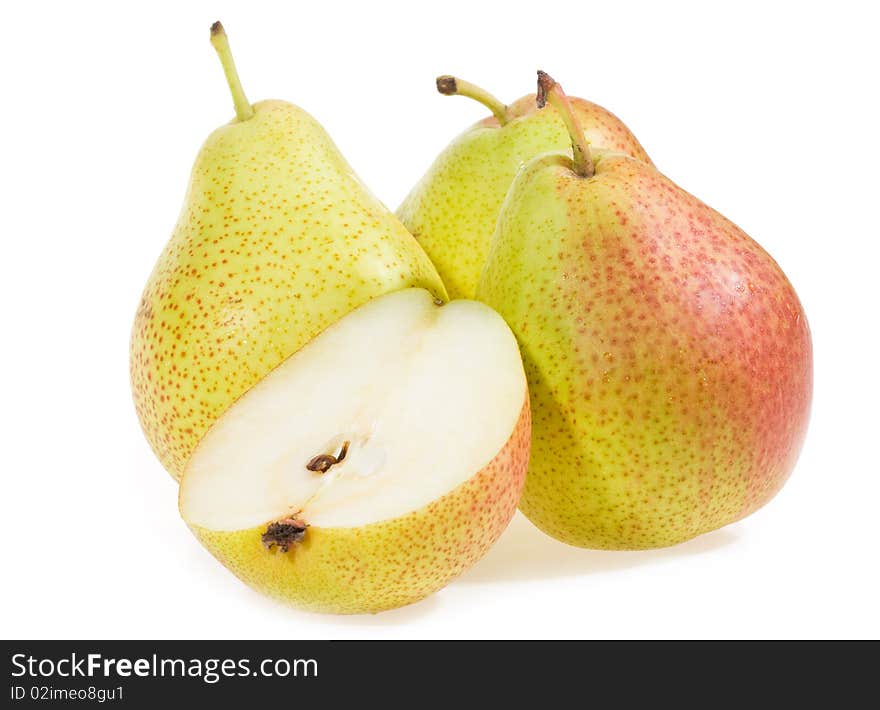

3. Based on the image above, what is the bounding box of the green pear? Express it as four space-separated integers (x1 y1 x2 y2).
398 75 651 299
131 23 446 480
477 72 812 549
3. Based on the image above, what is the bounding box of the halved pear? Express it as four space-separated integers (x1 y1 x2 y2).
179 289 530 614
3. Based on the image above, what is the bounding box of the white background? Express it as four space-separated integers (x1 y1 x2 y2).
2 0 878 639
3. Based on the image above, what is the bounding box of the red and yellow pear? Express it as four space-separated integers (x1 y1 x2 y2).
477 72 812 549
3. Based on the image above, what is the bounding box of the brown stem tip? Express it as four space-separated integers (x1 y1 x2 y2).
436 76 458 95
210 20 224 37
262 518 308 552
536 70 555 109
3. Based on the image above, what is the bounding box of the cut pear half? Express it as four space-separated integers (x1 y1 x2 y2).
179 288 530 614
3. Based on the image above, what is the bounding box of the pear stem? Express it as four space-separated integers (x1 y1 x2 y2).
210 21 254 122
436 76 511 125
536 71 594 178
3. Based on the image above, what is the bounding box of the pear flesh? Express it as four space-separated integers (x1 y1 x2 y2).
478 151 812 550
180 289 530 613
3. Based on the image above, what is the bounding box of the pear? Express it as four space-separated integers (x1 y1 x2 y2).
398 75 651 299
131 23 446 480
477 72 812 550
179 288 530 614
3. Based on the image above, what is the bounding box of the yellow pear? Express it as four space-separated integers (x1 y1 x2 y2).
131 23 446 480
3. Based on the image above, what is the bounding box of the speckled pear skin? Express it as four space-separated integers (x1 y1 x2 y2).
185 397 530 614
477 152 812 549
131 100 447 480
397 94 651 299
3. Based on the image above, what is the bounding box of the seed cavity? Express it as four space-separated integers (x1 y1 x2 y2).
306 440 350 474
262 518 308 552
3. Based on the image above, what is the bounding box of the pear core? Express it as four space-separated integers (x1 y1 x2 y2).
179 289 527 535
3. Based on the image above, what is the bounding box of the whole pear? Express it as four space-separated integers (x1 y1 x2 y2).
131 23 446 480
477 72 812 549
398 75 651 299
